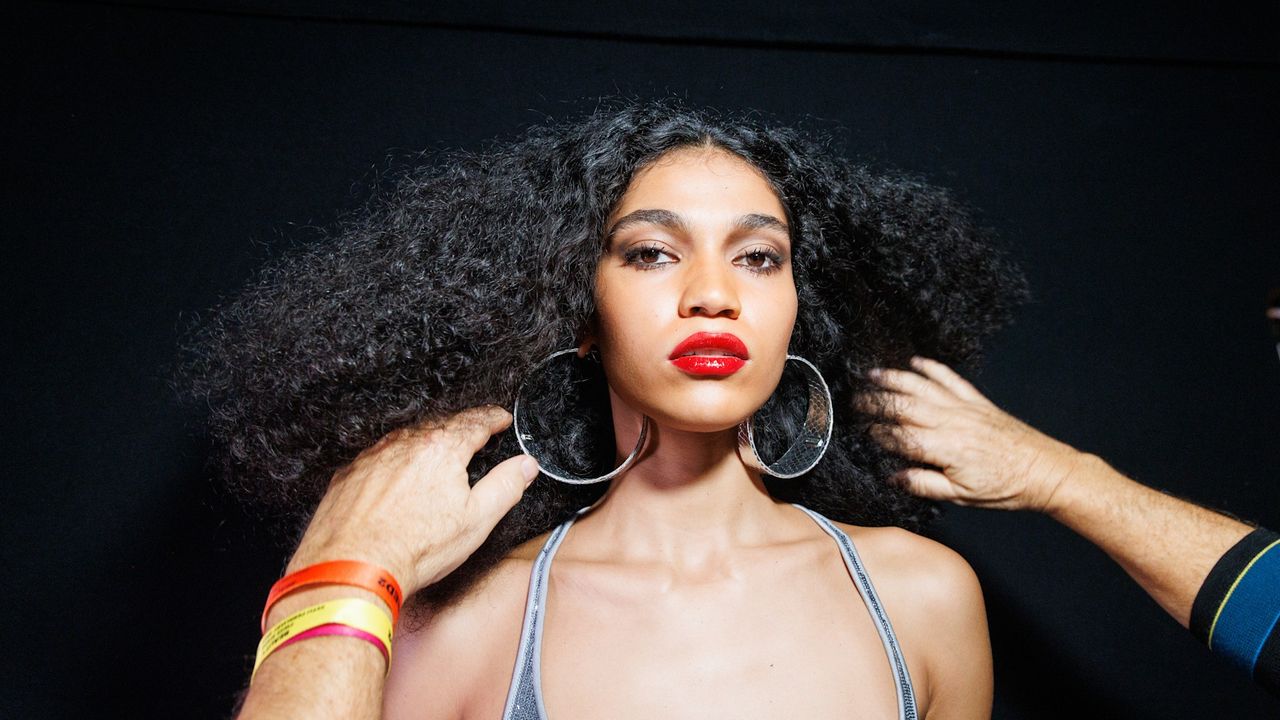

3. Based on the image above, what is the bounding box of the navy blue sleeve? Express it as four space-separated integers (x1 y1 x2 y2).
1190 527 1280 696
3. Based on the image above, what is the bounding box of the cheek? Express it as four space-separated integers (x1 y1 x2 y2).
764 282 800 349
594 264 670 336
593 284 654 368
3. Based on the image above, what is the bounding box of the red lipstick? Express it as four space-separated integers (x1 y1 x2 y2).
668 332 749 376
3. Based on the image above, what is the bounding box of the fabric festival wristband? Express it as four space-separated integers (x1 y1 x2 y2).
261 559 404 632
253 598 394 678
277 622 390 668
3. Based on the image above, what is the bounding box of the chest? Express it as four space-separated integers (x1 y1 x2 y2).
469 551 907 720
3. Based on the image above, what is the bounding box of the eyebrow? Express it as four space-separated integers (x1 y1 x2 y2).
604 209 790 243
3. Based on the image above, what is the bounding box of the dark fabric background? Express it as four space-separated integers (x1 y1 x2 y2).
4 2 1278 717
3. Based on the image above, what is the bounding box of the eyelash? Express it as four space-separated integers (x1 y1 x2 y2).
740 246 787 274
621 243 786 276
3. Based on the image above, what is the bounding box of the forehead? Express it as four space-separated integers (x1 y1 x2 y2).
609 147 786 220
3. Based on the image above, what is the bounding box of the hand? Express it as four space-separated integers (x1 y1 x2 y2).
286 404 539 595
856 356 1088 513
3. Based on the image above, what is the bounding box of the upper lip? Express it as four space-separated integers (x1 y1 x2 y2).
668 332 750 360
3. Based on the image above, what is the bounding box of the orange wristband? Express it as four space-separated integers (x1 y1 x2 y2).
261 560 404 632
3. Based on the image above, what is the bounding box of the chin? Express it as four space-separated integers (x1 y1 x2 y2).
651 413 746 435
608 376 771 434
645 393 764 435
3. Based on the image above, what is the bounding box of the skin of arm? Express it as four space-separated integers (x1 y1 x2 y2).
1042 453 1251 627
858 356 1253 629
917 546 993 719
235 406 540 720
855 524 993 719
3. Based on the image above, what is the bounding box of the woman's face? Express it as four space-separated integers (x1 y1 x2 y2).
591 146 798 433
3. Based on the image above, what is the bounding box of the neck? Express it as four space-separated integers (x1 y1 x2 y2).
571 392 794 569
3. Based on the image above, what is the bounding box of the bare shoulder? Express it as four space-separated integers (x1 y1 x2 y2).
830 521 992 714
831 522 982 607
382 531 551 720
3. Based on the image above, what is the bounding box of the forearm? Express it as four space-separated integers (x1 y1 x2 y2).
224 406 534 718
1044 452 1254 628
235 584 392 720
861 357 1278 692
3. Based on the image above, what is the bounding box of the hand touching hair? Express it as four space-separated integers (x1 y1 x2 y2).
174 96 1030 615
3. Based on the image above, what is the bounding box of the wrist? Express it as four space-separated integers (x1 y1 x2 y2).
1040 451 1123 522
286 539 417 595
249 586 392 700
1030 447 1093 518
263 558 407 634
262 583 393 632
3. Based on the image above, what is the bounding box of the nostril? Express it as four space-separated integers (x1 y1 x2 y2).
689 306 737 318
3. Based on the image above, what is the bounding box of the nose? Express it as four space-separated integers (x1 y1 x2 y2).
678 256 741 319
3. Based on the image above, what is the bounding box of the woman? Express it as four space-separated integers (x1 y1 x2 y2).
180 97 1028 718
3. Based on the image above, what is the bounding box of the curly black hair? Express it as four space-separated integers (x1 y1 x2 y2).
175 95 1030 617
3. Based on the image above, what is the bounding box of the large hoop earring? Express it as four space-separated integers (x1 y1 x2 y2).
513 348 649 485
737 354 833 478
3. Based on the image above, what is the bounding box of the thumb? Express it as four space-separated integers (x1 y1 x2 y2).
893 467 962 503
467 454 540 530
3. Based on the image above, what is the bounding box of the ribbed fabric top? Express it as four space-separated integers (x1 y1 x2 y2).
501 503 918 720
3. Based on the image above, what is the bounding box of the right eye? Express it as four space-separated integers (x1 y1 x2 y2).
622 244 676 269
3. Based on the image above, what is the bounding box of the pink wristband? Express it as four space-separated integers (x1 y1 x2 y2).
276 622 391 670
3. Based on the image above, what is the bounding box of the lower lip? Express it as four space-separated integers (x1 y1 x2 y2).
670 356 746 376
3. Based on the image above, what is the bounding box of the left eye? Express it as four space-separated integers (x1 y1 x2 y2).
737 250 783 270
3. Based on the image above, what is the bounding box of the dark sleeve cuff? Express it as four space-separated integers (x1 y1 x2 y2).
1189 526 1280 696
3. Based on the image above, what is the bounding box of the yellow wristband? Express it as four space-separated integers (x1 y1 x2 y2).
253 598 394 678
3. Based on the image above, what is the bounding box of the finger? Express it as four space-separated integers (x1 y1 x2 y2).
466 454 540 530
857 390 941 428
439 404 515 456
892 467 967 504
908 356 992 406
868 422 908 454
868 367 956 405
871 421 959 469
869 422 926 460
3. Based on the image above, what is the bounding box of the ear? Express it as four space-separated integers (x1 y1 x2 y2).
576 315 600 358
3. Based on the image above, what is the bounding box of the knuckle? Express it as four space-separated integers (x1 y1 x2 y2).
442 407 482 433
876 369 902 387
467 403 509 424
375 427 410 449
417 426 448 449
504 473 524 499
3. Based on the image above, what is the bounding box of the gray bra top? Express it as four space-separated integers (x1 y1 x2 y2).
500 503 918 720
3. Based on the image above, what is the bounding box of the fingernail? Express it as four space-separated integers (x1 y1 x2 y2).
521 457 540 484
867 368 882 379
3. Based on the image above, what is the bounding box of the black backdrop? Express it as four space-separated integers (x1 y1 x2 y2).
4 2 1278 718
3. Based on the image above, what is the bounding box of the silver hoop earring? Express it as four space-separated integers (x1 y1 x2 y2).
737 354 833 478
513 348 649 485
